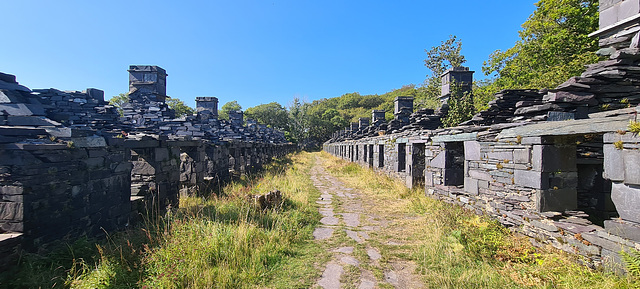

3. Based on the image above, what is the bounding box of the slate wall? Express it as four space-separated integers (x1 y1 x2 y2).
325 130 640 269
0 67 296 271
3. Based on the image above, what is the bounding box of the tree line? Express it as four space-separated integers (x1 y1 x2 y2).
109 0 600 148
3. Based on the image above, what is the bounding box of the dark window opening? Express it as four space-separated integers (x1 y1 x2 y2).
378 144 384 168
444 142 464 186
398 143 406 172
363 145 367 163
368 144 374 167
412 143 426 188
576 134 616 227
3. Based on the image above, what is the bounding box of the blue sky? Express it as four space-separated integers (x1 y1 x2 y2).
2 0 538 110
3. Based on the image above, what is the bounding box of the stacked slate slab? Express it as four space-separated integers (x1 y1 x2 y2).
386 96 413 133
121 66 175 132
463 90 547 125
33 88 120 133
399 108 443 131
552 48 640 111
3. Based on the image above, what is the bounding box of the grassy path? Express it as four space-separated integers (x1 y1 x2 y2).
314 151 639 288
310 155 424 288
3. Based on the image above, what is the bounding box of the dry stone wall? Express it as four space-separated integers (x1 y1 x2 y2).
0 66 295 271
325 40 640 269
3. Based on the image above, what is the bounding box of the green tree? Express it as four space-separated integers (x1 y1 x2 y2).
288 97 307 143
424 35 466 78
441 82 475 127
482 0 600 89
421 35 467 109
219 101 242 120
166 97 195 118
108 92 129 116
245 102 290 130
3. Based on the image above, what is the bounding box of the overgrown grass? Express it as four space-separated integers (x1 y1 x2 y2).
320 152 640 288
1 152 326 289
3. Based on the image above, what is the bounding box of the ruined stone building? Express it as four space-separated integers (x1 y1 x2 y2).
0 65 295 269
325 0 640 269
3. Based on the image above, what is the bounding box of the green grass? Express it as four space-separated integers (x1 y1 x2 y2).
0 152 327 289
320 151 640 288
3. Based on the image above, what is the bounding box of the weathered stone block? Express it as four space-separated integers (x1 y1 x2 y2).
425 172 434 187
513 149 530 164
521 137 544 144
549 171 578 189
0 203 23 221
537 188 577 212
611 182 640 223
603 144 625 181
599 0 621 11
605 219 640 243
464 141 481 161
0 186 23 195
603 132 640 143
468 169 493 182
486 151 513 161
71 136 107 148
464 177 479 195
599 5 618 28
619 0 640 20
623 149 640 185
429 151 446 168
515 170 549 189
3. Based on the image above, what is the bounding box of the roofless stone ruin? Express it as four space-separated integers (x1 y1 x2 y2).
325 0 640 270
0 65 294 269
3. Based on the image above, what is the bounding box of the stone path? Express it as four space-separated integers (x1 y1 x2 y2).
311 157 425 289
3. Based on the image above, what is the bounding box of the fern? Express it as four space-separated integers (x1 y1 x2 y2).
621 249 640 276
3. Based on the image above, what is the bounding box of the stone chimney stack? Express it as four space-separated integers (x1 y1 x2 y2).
394 96 413 124
128 65 168 102
359 117 370 129
372 110 386 123
440 66 474 103
229 110 244 127
195 97 219 119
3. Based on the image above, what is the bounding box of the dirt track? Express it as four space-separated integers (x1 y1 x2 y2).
310 156 424 289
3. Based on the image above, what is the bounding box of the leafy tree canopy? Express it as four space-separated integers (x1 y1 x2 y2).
424 35 467 78
166 97 195 118
482 0 600 89
219 101 242 120
108 93 129 116
244 102 290 130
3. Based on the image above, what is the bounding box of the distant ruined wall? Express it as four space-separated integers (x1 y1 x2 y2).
0 66 295 271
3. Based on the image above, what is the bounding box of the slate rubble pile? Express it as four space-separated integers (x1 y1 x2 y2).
34 88 120 133
554 48 640 111
399 108 443 131
463 90 547 125
0 72 71 142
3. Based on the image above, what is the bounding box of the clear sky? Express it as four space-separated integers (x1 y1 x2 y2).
2 0 538 110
